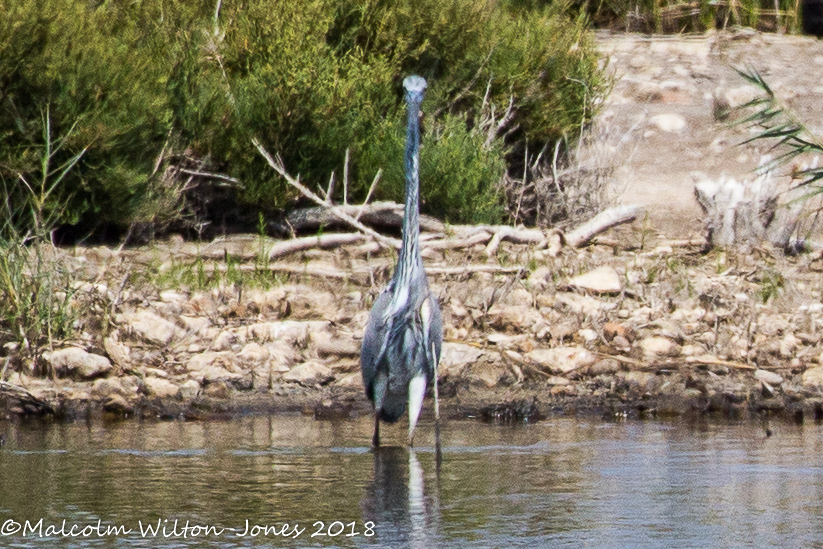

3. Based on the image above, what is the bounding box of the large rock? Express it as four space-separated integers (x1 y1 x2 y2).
144 377 180 398
620 371 659 392
237 342 270 364
187 351 241 373
121 311 182 345
802 366 823 388
335 372 363 389
44 348 113 380
526 347 597 374
467 362 509 387
103 335 131 370
179 315 211 336
568 266 622 294
554 292 617 315
780 333 801 358
178 379 201 400
186 352 244 384
91 377 130 398
103 394 134 414
486 305 543 331
283 361 334 386
439 342 483 379
245 320 330 344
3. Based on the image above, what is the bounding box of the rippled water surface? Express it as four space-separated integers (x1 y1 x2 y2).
1 415 823 548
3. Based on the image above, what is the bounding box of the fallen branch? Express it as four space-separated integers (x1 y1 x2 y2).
423 232 492 250
597 352 756 372
268 233 368 261
427 265 524 275
287 201 445 233
683 355 756 370
203 261 524 278
451 224 545 243
565 205 644 248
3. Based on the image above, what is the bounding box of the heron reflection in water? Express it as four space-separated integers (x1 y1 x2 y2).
361 446 440 547
360 75 443 452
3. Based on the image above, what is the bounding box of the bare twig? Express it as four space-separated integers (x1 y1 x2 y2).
343 148 350 206
355 169 383 221
252 138 399 248
178 169 241 186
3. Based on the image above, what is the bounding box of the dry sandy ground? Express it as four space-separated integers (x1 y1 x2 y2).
596 29 823 236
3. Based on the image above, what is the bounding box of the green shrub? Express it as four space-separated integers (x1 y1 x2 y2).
0 0 607 232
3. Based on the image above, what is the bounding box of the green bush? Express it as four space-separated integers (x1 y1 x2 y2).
0 0 607 232
513 0 801 33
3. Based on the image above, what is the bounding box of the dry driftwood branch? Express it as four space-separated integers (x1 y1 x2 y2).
565 204 644 248
207 262 354 278
268 233 368 261
287 201 445 234
427 264 524 275
683 355 755 370
0 380 54 413
451 224 545 242
252 138 400 248
205 260 523 278
597 352 755 372
423 231 492 250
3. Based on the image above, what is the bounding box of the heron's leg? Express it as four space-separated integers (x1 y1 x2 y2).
433 342 442 467
407 372 427 447
372 415 380 448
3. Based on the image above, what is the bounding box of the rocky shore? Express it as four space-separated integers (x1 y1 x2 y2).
3 225 823 428
5 29 823 428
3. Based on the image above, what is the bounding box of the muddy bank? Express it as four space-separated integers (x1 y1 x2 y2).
3 226 823 428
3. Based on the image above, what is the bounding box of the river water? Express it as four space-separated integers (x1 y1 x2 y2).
1 415 822 548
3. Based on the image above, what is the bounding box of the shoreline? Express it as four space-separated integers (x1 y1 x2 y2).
3 370 820 428
4 231 823 429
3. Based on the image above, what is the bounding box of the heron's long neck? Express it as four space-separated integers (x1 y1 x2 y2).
395 95 424 289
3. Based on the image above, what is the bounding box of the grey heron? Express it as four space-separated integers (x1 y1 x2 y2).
360 75 443 449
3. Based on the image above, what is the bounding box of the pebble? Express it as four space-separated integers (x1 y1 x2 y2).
754 369 784 386
639 336 681 358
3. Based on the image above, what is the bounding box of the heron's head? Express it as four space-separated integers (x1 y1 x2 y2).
403 75 427 102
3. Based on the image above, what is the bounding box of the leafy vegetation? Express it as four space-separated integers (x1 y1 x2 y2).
0 113 80 354
0 0 607 236
514 0 801 33
734 68 823 196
